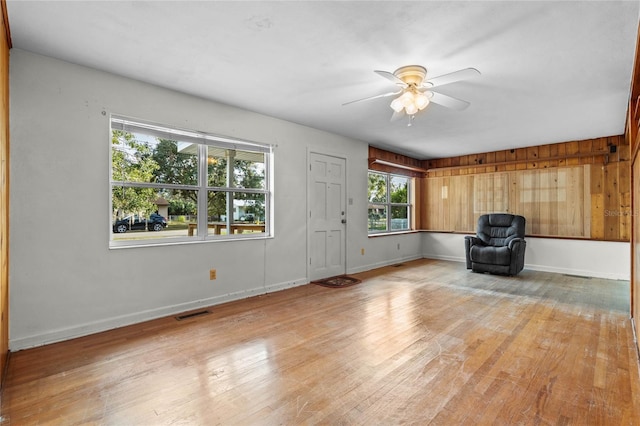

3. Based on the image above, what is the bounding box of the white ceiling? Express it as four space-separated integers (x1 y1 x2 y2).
6 1 640 159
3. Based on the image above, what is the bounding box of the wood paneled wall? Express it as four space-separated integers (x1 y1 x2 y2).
368 146 425 178
424 167 597 237
424 136 628 176
0 0 9 385
421 136 630 241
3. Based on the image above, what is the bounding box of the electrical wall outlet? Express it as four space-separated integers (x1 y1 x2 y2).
361 248 365 255
209 269 217 280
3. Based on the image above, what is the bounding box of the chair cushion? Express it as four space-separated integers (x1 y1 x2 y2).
470 245 511 266
477 214 525 247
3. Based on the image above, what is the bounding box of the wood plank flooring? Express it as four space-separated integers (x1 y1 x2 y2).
1 259 639 424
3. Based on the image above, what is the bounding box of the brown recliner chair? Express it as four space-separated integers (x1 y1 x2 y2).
464 214 526 275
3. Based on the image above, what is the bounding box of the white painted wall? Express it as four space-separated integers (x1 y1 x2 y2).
10 50 422 350
349 233 424 273
422 232 630 280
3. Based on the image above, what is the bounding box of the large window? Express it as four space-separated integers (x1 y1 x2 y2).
368 171 412 233
110 115 272 247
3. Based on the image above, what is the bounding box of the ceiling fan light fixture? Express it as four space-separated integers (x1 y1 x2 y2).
390 97 404 113
400 91 414 107
405 102 418 115
415 92 430 110
389 89 430 115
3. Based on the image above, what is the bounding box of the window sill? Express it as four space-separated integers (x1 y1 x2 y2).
109 234 272 249
368 230 420 238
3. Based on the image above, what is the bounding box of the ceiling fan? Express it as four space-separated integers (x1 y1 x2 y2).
343 65 480 123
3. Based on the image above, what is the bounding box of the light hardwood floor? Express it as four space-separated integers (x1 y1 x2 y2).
1 259 639 424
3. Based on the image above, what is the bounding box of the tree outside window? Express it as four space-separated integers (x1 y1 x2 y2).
110 116 271 246
368 171 411 233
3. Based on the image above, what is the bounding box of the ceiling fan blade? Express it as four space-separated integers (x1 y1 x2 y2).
342 90 402 106
424 67 480 88
429 91 471 111
374 70 407 86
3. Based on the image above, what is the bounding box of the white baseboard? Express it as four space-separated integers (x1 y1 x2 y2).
422 254 464 264
422 254 629 281
10 277 308 351
520 263 628 281
348 254 423 275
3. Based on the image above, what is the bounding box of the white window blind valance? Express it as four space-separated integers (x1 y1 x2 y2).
111 115 272 154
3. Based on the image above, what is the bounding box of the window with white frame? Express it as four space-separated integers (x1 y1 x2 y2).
367 171 412 233
110 115 272 246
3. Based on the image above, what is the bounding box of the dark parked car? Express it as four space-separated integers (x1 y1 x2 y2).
112 214 167 233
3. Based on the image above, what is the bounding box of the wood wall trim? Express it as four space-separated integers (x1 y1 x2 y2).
0 0 9 387
425 151 617 174
368 146 425 178
424 135 627 177
1 0 10 49
420 229 627 242
627 11 640 359
368 158 427 174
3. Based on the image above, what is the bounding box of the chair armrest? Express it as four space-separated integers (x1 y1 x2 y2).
464 236 482 269
507 237 525 250
507 238 526 275
465 236 483 246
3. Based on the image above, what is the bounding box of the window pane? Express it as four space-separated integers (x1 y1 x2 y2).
233 150 266 189
234 192 266 223
207 147 229 187
390 176 408 203
110 116 272 246
165 189 199 238
111 188 198 241
207 148 266 189
111 130 158 184
154 140 198 185
111 131 198 186
207 191 266 236
368 205 387 232
368 172 387 203
391 206 409 230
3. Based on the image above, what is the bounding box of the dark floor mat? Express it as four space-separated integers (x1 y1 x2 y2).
312 275 361 288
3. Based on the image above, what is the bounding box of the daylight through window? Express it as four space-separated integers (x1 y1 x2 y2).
367 171 412 234
110 115 272 246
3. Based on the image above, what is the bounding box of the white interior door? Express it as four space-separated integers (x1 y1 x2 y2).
308 152 346 280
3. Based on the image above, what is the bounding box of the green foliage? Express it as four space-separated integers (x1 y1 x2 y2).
207 154 266 220
368 172 387 203
368 173 410 230
168 198 196 216
113 133 267 222
207 156 228 218
111 131 159 218
152 139 198 204
390 186 407 203
233 159 264 189
153 139 198 184
391 206 407 219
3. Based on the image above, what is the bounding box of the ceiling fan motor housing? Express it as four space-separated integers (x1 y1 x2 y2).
393 65 427 86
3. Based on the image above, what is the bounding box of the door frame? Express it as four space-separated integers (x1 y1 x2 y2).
306 148 348 281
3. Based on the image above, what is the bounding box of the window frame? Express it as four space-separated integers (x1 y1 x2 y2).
367 170 412 235
109 115 273 248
